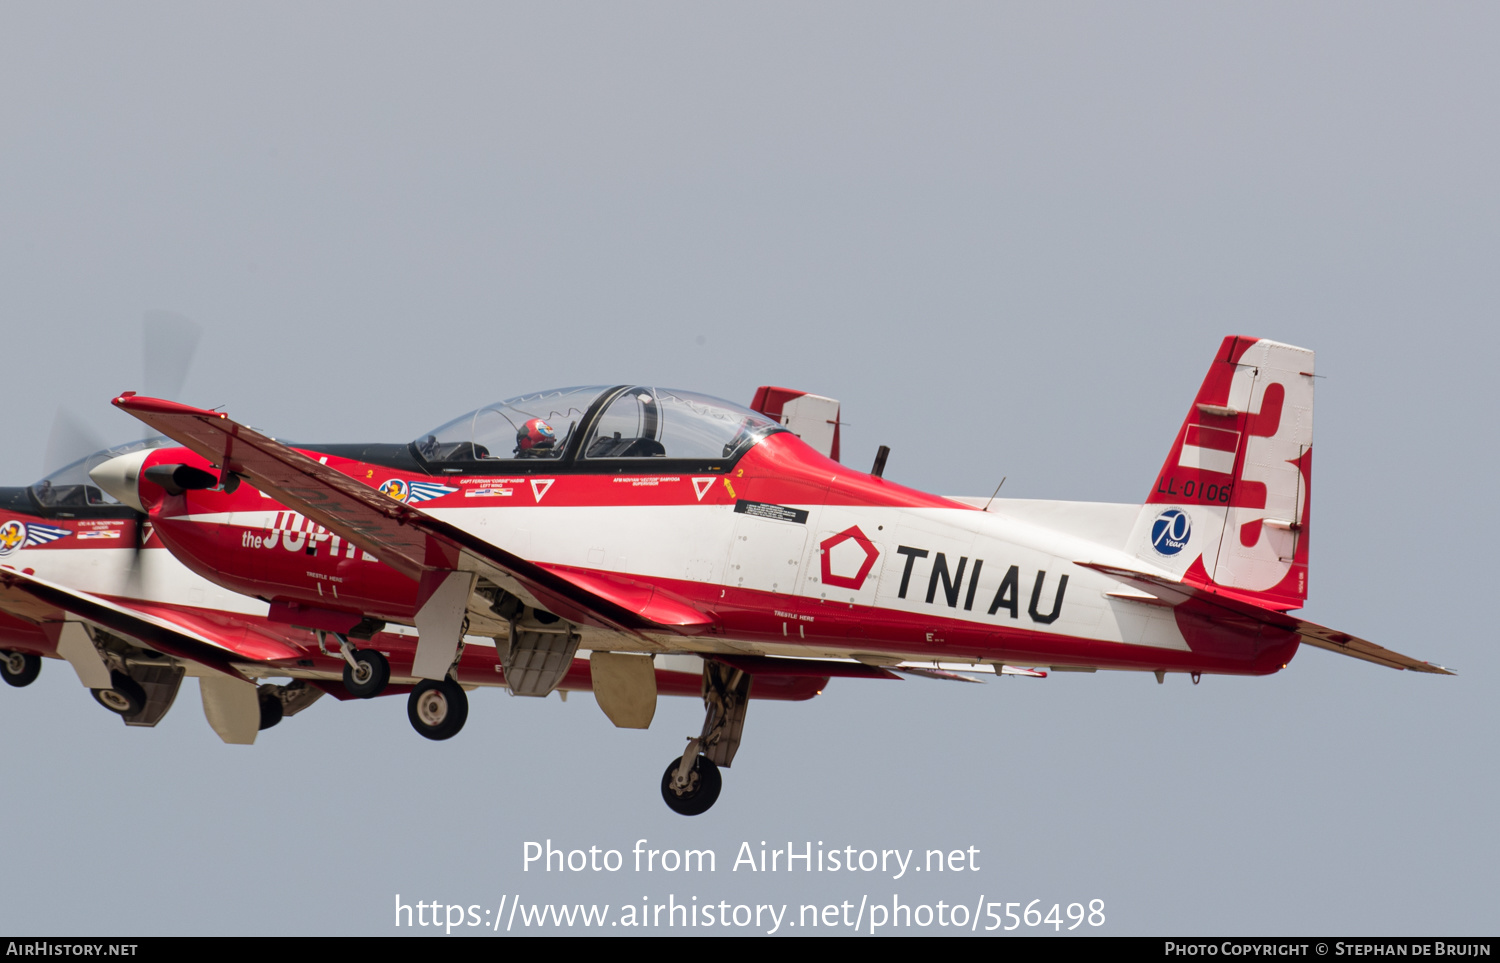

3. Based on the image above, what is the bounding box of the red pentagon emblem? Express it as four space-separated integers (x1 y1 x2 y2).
820 526 879 590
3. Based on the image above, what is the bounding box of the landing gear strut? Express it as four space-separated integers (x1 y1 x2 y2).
407 678 469 740
0 651 40 688
661 661 749 816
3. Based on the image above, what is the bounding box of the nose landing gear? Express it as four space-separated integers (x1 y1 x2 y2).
318 631 391 699
661 755 721 816
342 648 391 698
661 661 750 816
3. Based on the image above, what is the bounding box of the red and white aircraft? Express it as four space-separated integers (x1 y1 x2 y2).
0 434 830 745
91 336 1450 814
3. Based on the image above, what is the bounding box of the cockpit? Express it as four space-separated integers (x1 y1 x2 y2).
30 438 167 509
412 386 785 470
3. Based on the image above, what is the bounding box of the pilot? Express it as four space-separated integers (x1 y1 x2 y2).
515 418 557 457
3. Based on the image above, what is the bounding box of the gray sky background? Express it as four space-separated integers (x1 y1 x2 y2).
0 3 1494 936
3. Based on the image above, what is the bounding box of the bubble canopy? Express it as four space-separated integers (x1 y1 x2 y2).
31 438 168 508
412 386 785 467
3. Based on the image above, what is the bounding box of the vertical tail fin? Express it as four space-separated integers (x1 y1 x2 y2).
1125 336 1314 611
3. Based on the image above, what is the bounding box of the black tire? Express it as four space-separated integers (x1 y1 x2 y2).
258 692 284 731
92 671 146 716
660 755 722 816
0 651 41 688
407 679 469 741
341 649 390 699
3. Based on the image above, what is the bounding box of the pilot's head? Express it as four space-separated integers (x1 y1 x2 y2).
516 418 557 455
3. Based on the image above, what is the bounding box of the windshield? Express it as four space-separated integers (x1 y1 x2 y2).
414 387 609 462
31 438 169 508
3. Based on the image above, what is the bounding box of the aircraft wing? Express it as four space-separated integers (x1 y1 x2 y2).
113 395 716 637
1077 561 1454 675
0 567 259 677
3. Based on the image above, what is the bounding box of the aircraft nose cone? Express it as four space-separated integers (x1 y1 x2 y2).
89 450 152 513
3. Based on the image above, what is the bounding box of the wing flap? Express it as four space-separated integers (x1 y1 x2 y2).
536 565 715 628
894 666 986 683
709 654 900 680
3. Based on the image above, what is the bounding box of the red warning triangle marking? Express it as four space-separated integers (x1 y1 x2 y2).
530 479 554 502
691 477 715 501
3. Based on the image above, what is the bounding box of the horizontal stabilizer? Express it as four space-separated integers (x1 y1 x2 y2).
1076 561 1453 675
1292 622 1455 675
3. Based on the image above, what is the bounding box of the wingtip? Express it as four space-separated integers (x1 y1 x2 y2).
112 393 220 417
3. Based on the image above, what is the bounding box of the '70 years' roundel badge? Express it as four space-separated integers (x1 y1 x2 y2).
1151 509 1192 557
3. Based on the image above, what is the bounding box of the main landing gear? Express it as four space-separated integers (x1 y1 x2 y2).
661 661 750 816
0 651 41 688
319 631 390 699
92 671 146 716
407 678 469 741
250 681 321 734
258 688 284 731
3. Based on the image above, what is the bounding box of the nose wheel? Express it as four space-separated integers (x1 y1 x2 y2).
323 631 389 699
342 649 390 698
407 679 469 740
661 755 722 816
657 661 749 816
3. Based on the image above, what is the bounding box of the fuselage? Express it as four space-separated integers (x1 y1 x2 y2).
136 431 1299 677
